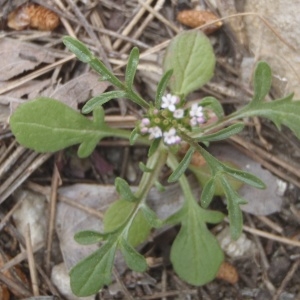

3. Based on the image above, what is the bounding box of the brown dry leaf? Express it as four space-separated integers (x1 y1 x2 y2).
177 10 222 34
42 73 111 109
0 284 10 300
0 79 52 101
0 251 29 298
7 3 60 31
0 38 55 81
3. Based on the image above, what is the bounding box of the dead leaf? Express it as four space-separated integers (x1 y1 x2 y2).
0 38 55 81
42 73 110 109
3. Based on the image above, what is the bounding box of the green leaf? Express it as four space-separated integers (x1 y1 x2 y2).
189 162 244 196
223 165 266 189
200 123 244 142
115 177 137 202
168 147 194 183
155 70 173 109
219 176 246 239
74 230 106 245
163 30 215 96
119 237 148 272
241 94 300 139
104 200 151 247
10 98 109 158
170 206 224 286
125 47 139 89
141 205 163 228
200 179 215 208
129 127 140 145
89 58 124 89
252 61 272 104
82 91 128 114
148 138 160 157
200 96 224 118
70 241 117 296
63 36 92 63
139 162 153 172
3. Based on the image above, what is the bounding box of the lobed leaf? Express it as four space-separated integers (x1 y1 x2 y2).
163 30 215 96
141 205 163 228
82 91 128 114
199 123 244 142
119 237 148 272
155 70 174 109
223 165 266 189
242 95 300 139
189 162 243 196
200 178 216 208
115 177 137 202
252 61 272 104
139 162 153 172
168 147 194 183
104 200 151 247
148 138 161 157
74 230 107 245
89 58 123 88
70 241 117 296
63 36 92 63
219 176 247 240
170 205 224 286
200 96 224 118
125 47 140 89
10 98 109 158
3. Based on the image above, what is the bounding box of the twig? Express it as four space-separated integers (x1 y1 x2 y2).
25 224 39 296
112 268 134 300
255 216 283 234
272 259 300 300
161 268 167 300
137 0 179 34
0 54 76 95
113 0 155 50
64 0 111 69
243 224 300 248
0 271 32 298
26 181 104 219
0 153 52 203
0 243 44 272
45 156 61 274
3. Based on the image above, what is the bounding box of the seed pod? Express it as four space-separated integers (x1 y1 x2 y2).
7 3 60 31
216 261 239 284
177 10 222 34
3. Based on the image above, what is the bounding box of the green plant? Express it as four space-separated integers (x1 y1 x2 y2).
10 30 300 296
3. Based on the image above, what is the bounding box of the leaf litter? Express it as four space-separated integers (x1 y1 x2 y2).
1 0 300 299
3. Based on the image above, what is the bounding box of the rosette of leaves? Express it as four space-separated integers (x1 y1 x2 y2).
9 29 300 297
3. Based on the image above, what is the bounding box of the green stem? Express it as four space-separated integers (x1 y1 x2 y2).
167 152 196 207
121 142 168 237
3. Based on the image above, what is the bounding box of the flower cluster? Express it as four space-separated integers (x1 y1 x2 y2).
139 93 206 146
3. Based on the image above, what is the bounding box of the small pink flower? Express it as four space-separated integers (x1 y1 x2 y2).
148 126 162 139
189 103 203 118
141 118 150 126
163 128 181 145
161 94 179 112
173 109 184 119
